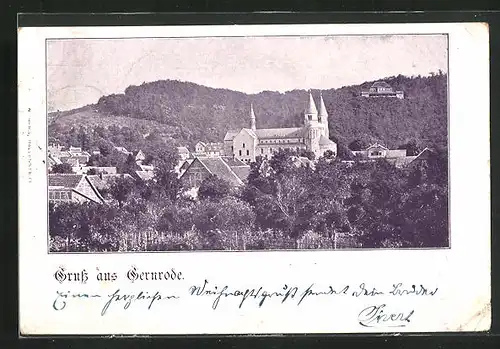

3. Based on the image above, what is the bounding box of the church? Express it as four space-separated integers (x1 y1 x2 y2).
223 91 337 163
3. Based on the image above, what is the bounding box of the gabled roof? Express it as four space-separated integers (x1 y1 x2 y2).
254 127 305 139
231 166 251 182
319 135 335 146
413 147 434 160
135 170 155 181
366 143 389 150
49 174 84 188
221 157 251 182
87 174 134 191
187 157 243 186
221 157 246 167
196 141 206 147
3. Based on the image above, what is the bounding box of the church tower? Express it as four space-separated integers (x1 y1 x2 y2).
304 91 323 158
318 91 329 139
250 103 256 131
304 90 318 124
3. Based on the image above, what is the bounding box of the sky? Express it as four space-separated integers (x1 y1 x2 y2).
47 35 448 112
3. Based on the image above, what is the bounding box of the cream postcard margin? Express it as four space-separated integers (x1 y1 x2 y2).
18 23 490 335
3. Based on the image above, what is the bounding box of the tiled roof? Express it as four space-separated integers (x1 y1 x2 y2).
197 157 243 186
49 174 84 188
87 174 134 190
231 166 251 182
254 127 305 139
221 157 246 167
135 171 155 181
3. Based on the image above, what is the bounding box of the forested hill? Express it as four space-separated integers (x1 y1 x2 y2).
49 72 447 150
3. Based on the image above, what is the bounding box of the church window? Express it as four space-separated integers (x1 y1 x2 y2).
239 150 242 156
261 148 264 154
243 143 246 148
246 150 249 156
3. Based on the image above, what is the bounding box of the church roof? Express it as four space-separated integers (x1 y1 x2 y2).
318 93 328 118
224 130 240 141
319 135 335 146
254 127 305 139
305 91 318 115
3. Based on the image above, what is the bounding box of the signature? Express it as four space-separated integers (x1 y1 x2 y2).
358 304 414 328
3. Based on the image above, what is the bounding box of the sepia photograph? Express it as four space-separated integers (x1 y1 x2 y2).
46 34 449 253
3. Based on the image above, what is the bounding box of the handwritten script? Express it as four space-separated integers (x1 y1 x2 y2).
53 281 437 327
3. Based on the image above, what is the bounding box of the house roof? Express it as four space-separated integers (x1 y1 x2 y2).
319 135 335 146
49 174 84 188
177 146 190 154
221 157 246 167
371 81 392 89
254 127 305 139
135 170 155 181
87 174 134 191
196 141 206 147
366 143 389 150
49 174 105 203
414 147 434 160
231 166 251 182
192 157 244 186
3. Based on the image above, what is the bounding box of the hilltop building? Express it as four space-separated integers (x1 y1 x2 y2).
361 81 404 99
223 92 337 163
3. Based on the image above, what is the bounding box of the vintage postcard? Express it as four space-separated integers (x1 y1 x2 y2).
18 22 490 335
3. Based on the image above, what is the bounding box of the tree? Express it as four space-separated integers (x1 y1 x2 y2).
109 176 135 207
154 167 183 201
198 175 231 201
51 163 73 173
348 139 368 151
398 139 421 156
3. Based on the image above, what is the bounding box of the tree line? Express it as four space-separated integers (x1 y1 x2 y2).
49 148 448 252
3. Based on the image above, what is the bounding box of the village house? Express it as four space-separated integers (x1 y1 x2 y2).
86 173 135 202
48 174 105 204
193 142 225 157
133 150 146 164
180 156 250 189
349 144 434 169
177 146 191 161
351 143 407 159
114 146 132 155
224 92 337 163
72 166 117 175
361 81 404 99
134 170 155 181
